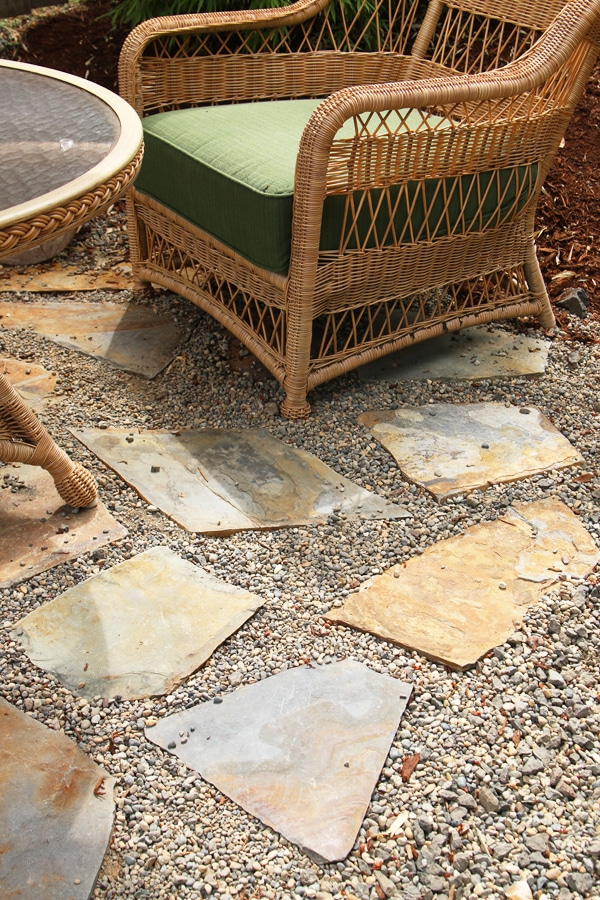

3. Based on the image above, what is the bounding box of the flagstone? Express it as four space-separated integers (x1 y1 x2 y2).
326 499 599 669
0 299 193 378
1 357 57 410
0 262 132 292
0 698 115 900
12 546 266 700
72 427 410 534
146 659 412 862
357 326 549 383
0 464 126 590
358 403 583 500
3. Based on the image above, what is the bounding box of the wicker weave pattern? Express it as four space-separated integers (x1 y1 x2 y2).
0 373 97 508
0 148 143 260
120 0 600 417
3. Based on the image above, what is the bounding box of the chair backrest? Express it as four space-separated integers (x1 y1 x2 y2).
410 0 571 71
121 0 596 114
267 0 572 60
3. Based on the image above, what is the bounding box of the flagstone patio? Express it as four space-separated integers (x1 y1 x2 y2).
2 281 599 896
359 403 583 500
357 325 550 383
0 698 115 900
72 426 410 533
0 299 194 378
327 498 599 668
12 546 266 700
146 659 412 863
0 262 132 293
0 465 126 590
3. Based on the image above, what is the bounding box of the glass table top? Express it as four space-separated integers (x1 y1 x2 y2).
0 66 120 210
0 61 143 230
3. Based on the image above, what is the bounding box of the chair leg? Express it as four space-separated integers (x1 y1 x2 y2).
279 300 313 419
525 242 556 329
280 393 312 419
126 192 153 297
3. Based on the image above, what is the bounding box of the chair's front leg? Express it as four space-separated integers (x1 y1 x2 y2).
524 239 556 329
126 190 153 297
280 284 313 419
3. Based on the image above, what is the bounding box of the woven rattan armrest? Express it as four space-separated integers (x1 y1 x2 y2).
286 1 596 287
119 0 329 113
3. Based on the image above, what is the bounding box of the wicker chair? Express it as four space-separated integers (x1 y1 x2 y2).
0 372 97 508
119 0 600 418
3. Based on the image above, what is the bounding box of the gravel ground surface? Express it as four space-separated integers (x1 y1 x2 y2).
1 208 600 900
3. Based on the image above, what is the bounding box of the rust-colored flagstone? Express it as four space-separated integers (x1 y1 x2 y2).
0 698 115 900
0 299 192 378
358 403 583 500
146 659 412 862
1 357 57 410
13 546 266 700
72 427 410 534
326 499 599 670
0 464 126 589
0 263 132 292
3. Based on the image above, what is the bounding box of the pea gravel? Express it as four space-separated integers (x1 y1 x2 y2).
1 212 599 900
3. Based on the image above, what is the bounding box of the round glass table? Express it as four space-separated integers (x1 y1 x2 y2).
0 60 144 507
0 59 143 260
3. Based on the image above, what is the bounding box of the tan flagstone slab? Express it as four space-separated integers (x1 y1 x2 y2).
0 263 132 292
0 698 115 900
358 403 583 500
357 326 549 383
326 499 599 669
1 357 57 410
72 427 410 534
0 300 190 378
12 546 266 700
146 659 412 862
0 464 126 589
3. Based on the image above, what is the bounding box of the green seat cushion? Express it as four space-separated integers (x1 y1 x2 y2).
138 99 321 273
136 99 536 274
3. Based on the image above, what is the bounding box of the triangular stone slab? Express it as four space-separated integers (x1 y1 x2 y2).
326 499 599 669
0 300 193 378
146 659 412 862
358 403 583 500
12 546 266 700
1 357 57 410
0 464 126 590
72 427 410 533
357 326 549 383
0 698 115 900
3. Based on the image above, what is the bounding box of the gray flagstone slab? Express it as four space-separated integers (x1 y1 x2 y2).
357 326 549 383
0 698 115 900
12 546 266 700
0 464 126 590
358 403 583 500
146 659 412 863
72 427 410 534
0 300 193 378
326 498 599 669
